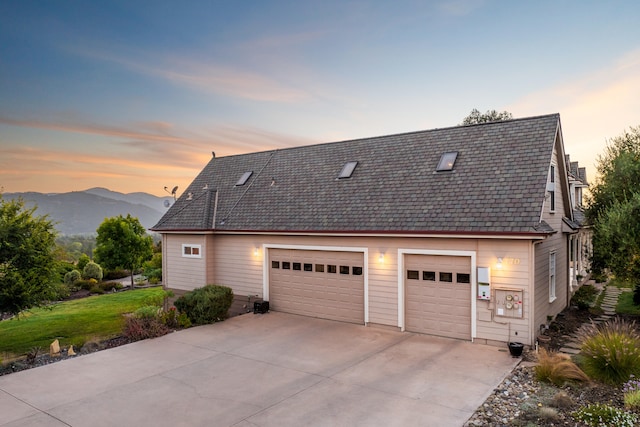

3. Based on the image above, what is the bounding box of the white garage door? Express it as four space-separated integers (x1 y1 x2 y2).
405 254 471 340
269 249 364 324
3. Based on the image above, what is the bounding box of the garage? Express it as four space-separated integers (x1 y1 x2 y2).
268 248 364 324
405 254 472 340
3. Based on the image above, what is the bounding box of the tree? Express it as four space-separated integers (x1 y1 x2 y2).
461 109 513 125
586 125 640 277
0 195 58 315
94 214 153 288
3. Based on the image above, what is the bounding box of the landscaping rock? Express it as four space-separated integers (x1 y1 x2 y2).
49 339 60 357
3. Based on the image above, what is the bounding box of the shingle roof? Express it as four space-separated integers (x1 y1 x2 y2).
152 114 561 234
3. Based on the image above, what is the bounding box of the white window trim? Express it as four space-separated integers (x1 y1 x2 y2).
548 164 556 213
182 244 202 258
549 251 556 302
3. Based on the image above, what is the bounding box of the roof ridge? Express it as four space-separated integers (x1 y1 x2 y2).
213 113 560 161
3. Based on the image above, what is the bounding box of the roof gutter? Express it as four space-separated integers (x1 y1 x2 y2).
151 228 551 240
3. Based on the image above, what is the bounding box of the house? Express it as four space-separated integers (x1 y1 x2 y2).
566 155 591 289
152 113 584 347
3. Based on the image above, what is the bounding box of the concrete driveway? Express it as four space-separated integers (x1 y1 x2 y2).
0 312 519 427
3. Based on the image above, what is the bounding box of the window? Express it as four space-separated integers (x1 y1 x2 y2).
457 273 471 284
548 164 556 212
440 272 453 282
328 265 337 273
271 261 280 269
282 262 291 270
235 171 253 186
436 152 458 171
182 244 202 258
303 263 313 272
340 265 350 274
315 264 325 273
423 271 436 281
352 266 363 276
407 270 419 280
549 252 556 302
293 262 301 271
338 161 358 179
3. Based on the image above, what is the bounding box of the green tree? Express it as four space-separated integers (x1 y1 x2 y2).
461 108 513 125
94 214 153 288
587 125 640 276
0 195 58 315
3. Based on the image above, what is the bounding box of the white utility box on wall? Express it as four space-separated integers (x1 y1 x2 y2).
477 267 491 300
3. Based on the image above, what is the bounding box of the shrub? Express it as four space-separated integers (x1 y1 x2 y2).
535 348 590 386
134 305 161 319
122 316 169 341
103 268 129 280
51 282 71 300
571 284 598 310
173 285 233 325
623 375 640 411
82 261 103 281
64 270 82 285
572 403 638 427
98 281 123 292
160 306 191 329
89 284 104 294
76 254 90 272
549 391 574 409
577 318 640 384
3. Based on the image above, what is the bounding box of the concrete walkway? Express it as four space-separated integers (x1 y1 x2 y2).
0 312 519 427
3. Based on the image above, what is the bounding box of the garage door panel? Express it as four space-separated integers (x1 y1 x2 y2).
269 249 364 324
405 254 471 340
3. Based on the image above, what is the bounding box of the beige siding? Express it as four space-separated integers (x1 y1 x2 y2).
475 240 532 345
164 234 208 291
211 235 264 298
534 141 571 339
162 232 538 344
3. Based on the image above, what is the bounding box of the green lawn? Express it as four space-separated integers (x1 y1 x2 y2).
0 287 165 360
617 289 640 315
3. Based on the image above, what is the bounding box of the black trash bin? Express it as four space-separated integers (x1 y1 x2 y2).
508 342 524 357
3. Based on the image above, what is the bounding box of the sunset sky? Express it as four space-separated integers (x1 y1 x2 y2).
1 1 639 197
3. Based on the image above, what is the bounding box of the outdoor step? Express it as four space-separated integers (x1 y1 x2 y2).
563 341 581 350
560 347 581 355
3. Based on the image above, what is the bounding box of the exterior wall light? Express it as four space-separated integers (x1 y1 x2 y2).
496 257 503 269
254 247 260 257
378 253 385 263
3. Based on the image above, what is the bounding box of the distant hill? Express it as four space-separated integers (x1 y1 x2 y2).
3 189 173 235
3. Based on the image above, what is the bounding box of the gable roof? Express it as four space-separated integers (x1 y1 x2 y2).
152 114 562 235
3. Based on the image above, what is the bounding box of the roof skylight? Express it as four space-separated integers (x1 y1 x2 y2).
235 171 253 186
436 152 458 172
338 161 358 179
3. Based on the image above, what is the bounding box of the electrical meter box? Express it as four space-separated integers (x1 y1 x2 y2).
494 289 524 318
477 267 491 300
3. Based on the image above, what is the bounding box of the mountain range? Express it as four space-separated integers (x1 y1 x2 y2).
3 188 173 235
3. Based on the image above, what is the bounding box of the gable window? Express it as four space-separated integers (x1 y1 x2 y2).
549 252 556 302
436 152 458 172
182 244 202 258
235 171 253 186
548 164 556 213
337 161 358 179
